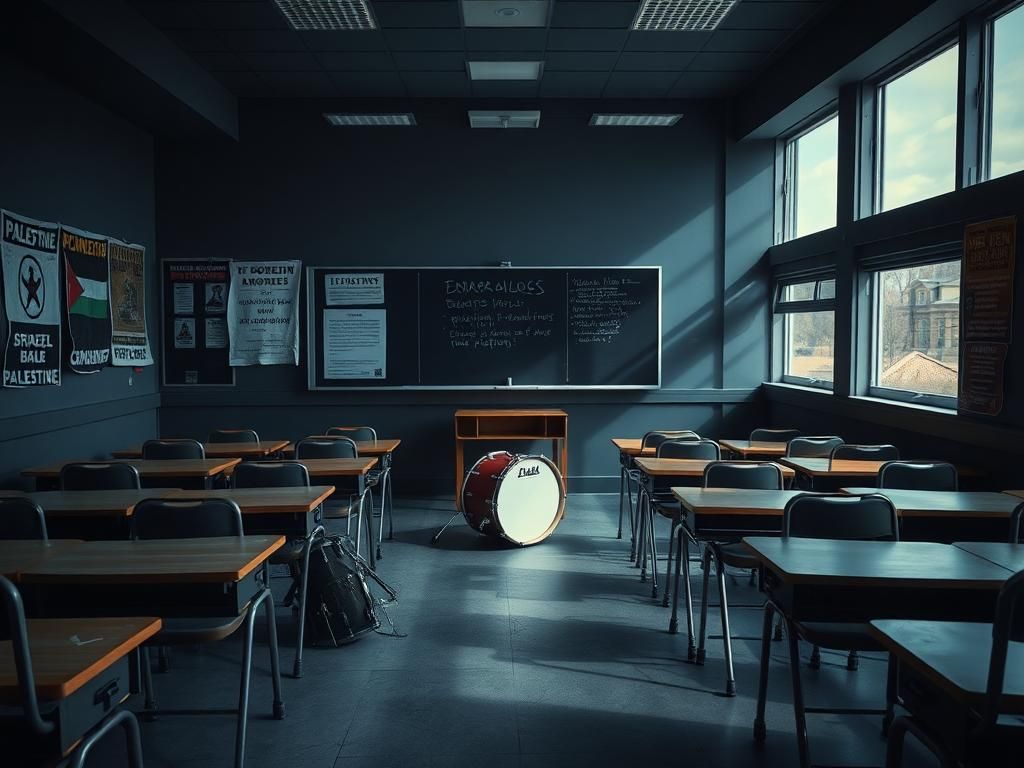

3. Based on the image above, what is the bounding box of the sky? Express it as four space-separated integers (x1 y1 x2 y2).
992 2 1024 179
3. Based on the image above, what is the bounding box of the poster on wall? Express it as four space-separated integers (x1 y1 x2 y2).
61 225 111 373
326 273 385 305
161 259 234 386
323 308 387 379
227 260 301 366
1 210 61 387
959 216 1017 417
107 238 153 366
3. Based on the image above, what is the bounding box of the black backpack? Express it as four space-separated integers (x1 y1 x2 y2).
304 535 380 646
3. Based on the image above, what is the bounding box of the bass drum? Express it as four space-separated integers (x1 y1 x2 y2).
461 452 565 546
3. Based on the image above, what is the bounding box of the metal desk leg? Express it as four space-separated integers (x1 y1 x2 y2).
294 524 326 678
360 475 375 569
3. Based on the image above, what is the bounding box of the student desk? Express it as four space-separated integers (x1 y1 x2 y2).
609 438 655 548
0 540 83 581
21 458 242 491
717 439 788 458
779 457 885 489
0 616 161 756
111 440 291 459
0 489 181 539
953 541 1024 572
293 458 378 567
841 488 1020 542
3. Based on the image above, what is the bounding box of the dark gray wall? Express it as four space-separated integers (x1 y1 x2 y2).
157 100 771 493
0 55 160 489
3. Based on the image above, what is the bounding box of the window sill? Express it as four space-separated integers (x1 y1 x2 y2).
766 380 834 396
851 394 957 417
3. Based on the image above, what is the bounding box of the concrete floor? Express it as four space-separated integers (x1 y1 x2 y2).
134 494 935 768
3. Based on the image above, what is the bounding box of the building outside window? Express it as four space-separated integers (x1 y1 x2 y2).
775 276 835 389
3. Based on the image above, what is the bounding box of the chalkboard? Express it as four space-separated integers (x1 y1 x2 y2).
307 266 660 389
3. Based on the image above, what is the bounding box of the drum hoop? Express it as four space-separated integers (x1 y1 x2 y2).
495 454 566 547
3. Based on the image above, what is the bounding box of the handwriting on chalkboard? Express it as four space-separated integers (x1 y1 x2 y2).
569 276 642 345
443 279 554 350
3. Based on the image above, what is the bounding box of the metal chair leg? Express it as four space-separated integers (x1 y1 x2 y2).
696 545 712 665
69 709 145 768
647 501 659 599
753 602 775 743
884 655 898 736
385 468 395 540
234 595 258 768
669 524 683 635
809 644 821 670
141 646 156 720
617 466 626 539
847 649 860 671
662 518 677 607
262 588 285 720
884 716 956 768
293 526 325 678
717 550 737 697
786 617 811 768
680 529 696 659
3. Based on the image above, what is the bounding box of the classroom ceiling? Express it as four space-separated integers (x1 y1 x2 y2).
127 0 832 100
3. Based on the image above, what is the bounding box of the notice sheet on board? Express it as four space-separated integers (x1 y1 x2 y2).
323 308 386 379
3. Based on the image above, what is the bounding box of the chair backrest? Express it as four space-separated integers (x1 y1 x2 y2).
0 574 53 737
326 426 377 442
982 567 1024 732
131 498 244 540
703 461 784 490
0 498 48 541
207 428 260 444
878 461 958 491
233 461 311 489
1011 502 1024 544
295 437 358 459
142 438 205 460
783 493 899 541
641 430 699 450
749 428 801 443
830 444 900 463
658 439 721 461
60 462 141 491
786 436 844 458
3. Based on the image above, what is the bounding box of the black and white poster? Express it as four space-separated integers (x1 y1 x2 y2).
2 210 61 387
227 260 301 366
61 225 111 373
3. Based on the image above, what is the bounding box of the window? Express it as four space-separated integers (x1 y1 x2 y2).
876 45 958 212
987 2 1024 180
782 114 839 240
871 258 961 406
774 276 836 389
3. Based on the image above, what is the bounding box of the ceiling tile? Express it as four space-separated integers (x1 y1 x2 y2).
165 29 230 52
544 51 619 71
703 29 790 52
391 51 466 70
669 70 750 97
466 50 545 61
551 1 639 28
190 50 250 72
384 28 465 50
401 71 471 96
130 1 200 29
603 70 679 97
314 50 396 70
239 50 321 71
462 1 550 28
615 51 697 71
373 1 462 28
687 51 769 71
193 2 289 30
539 71 609 97
260 70 337 97
464 29 549 50
328 71 407 96
222 30 306 51
210 70 272 98
625 31 711 52
299 31 387 51
546 28 629 50
470 80 541 97
718 1 822 30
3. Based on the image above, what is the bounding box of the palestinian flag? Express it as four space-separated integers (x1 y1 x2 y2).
61 225 112 373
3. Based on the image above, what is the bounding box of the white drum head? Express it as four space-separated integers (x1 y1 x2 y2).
494 456 563 545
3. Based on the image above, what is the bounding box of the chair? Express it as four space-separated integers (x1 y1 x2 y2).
130 498 283 768
657 439 720 461
830 444 899 464
884 567 1024 768
1011 502 1024 544
295 437 357 459
208 428 260 444
756 493 899 768
0 498 48 541
878 461 958 491
324 428 392 557
749 428 802 443
326 426 377 442
60 463 140 491
142 438 205 460
693 461 785 695
0 575 146 768
786 436 844 458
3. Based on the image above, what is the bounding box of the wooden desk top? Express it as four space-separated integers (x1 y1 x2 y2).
953 542 1024 573
779 457 884 477
635 457 794 479
1004 490 1024 501
170 486 335 515
841 489 1020 518
21 458 242 479
300 438 401 455
718 439 788 457
0 540 83 580
673 488 810 516
19 535 284 584
742 538 1010 588
295 458 378 476
870 620 1024 713
111 440 291 459
0 617 162 703
0 489 182 518
610 438 653 456
455 409 567 417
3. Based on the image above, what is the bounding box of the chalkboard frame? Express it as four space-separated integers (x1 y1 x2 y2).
306 265 661 390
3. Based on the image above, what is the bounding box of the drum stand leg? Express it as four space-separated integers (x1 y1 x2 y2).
431 512 462 545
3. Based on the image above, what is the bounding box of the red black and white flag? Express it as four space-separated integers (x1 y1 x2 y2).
61 225 111 373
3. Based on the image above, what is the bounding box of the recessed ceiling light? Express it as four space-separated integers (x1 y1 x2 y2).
273 0 377 31
463 1 549 28
495 7 521 17
467 61 544 80
324 113 416 126
632 0 738 31
468 110 541 128
589 114 683 127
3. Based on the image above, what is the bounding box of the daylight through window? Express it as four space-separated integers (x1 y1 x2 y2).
988 2 1024 180
784 115 839 240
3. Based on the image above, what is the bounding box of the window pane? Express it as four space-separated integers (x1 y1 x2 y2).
782 281 815 302
785 311 834 384
874 259 961 397
818 279 836 300
990 3 1024 180
790 115 838 239
879 47 958 211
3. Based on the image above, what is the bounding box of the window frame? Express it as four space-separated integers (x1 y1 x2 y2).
978 0 1024 183
773 275 837 390
777 109 839 243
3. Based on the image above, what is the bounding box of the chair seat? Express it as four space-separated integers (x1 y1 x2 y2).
150 613 247 644
653 499 681 519
270 539 307 563
795 621 883 652
714 541 760 569
323 502 359 520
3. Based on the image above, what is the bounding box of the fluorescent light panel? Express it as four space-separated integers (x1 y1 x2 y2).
467 60 544 80
590 114 683 127
632 0 738 31
273 0 376 31
324 113 416 126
